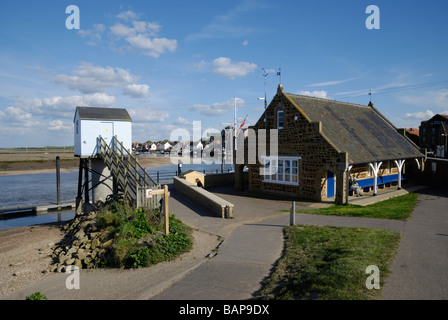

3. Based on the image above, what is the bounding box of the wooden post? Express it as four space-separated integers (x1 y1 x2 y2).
147 187 171 235
164 184 169 235
84 158 90 204
76 158 83 215
56 156 61 208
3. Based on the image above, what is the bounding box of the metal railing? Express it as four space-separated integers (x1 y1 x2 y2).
98 136 161 209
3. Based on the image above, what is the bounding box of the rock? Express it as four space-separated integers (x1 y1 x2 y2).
102 239 113 248
91 238 100 249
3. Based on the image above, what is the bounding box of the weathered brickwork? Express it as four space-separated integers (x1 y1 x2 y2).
240 86 409 203
242 89 344 201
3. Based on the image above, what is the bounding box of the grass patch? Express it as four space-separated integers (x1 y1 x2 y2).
95 202 192 269
255 225 400 300
283 192 418 220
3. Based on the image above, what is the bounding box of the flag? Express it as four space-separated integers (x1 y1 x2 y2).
237 114 248 133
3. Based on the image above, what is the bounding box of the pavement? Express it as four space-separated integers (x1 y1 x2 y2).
5 183 448 300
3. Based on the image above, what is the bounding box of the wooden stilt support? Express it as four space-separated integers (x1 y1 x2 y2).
76 158 84 215
84 158 90 204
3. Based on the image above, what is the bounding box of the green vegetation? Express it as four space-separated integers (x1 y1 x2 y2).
25 291 48 300
96 202 192 269
284 193 418 220
256 225 400 300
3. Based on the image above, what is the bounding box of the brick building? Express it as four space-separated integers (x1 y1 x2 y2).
235 85 426 204
419 114 448 158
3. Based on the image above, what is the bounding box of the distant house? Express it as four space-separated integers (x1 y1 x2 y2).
73 106 132 158
150 143 157 151
405 128 420 146
419 114 448 158
235 85 426 204
157 142 172 152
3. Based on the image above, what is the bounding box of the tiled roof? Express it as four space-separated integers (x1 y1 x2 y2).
406 128 419 136
75 106 132 121
285 92 424 164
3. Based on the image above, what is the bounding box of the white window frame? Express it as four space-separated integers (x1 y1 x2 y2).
277 108 284 129
262 155 301 185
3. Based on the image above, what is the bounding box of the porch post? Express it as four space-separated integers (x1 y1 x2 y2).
369 162 382 196
414 158 420 170
394 159 405 190
345 165 353 204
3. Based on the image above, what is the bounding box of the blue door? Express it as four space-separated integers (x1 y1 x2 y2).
327 171 335 198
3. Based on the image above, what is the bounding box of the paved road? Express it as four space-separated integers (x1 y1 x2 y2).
5 185 448 300
381 188 448 299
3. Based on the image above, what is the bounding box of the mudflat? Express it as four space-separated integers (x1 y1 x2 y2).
0 151 179 176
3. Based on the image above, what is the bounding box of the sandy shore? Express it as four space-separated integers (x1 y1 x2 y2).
0 224 65 299
0 154 180 176
0 222 217 300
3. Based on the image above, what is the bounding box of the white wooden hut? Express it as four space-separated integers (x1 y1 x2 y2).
73 106 132 157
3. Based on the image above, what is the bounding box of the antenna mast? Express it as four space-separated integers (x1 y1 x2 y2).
262 68 268 125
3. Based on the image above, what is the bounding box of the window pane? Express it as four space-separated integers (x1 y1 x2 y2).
285 160 290 173
271 160 277 174
278 109 284 128
285 175 290 182
292 168 297 175
292 175 298 183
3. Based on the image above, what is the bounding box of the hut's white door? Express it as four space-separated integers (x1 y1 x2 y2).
101 122 114 146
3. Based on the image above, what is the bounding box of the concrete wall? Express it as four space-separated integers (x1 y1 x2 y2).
205 171 248 187
173 176 233 218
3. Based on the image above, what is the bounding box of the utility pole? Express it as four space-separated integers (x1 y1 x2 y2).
262 68 268 126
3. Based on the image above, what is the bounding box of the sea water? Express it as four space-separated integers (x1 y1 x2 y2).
0 161 233 230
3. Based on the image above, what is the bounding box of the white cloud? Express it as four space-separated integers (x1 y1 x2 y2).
77 24 106 45
308 77 360 87
123 84 150 98
189 98 245 116
125 34 177 58
109 23 136 38
128 108 169 123
78 10 177 58
402 110 435 120
11 93 116 121
173 116 192 126
132 21 161 36
50 62 143 94
96 10 177 58
212 57 257 79
297 90 328 99
194 60 206 70
48 119 72 132
399 89 448 109
117 10 139 22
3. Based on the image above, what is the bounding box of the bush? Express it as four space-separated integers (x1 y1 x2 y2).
25 291 48 300
95 203 192 269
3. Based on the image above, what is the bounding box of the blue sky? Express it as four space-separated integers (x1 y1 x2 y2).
1 0 447 147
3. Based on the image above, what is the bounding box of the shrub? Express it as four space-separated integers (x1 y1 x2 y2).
95 203 192 269
25 291 48 300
